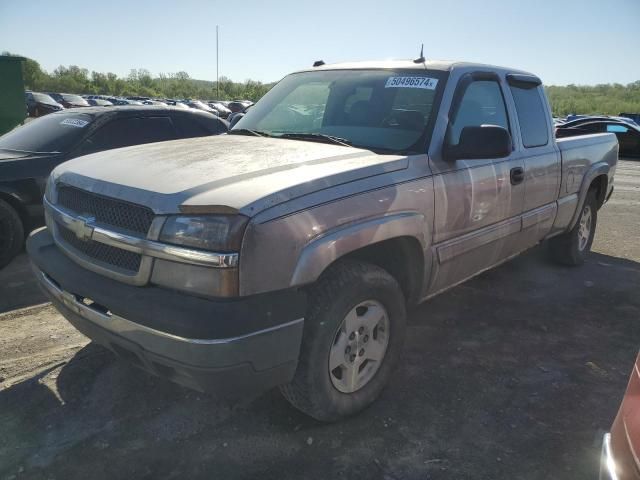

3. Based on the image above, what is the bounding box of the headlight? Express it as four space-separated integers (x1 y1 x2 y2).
159 215 248 252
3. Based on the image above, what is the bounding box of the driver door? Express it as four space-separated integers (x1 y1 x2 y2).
428 72 525 294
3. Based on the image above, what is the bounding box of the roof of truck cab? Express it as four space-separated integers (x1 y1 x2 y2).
297 59 535 77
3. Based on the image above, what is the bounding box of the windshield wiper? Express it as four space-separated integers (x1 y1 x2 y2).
228 128 270 137
277 133 352 147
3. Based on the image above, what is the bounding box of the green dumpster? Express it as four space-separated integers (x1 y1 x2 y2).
0 55 26 135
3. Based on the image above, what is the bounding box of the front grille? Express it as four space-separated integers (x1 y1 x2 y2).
58 222 142 273
57 185 154 235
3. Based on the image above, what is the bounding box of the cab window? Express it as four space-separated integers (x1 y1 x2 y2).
448 80 509 146
509 85 549 147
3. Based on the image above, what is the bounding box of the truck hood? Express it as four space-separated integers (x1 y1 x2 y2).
53 134 407 216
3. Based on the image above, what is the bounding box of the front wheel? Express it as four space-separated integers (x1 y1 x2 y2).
549 190 598 266
280 260 406 422
0 199 25 269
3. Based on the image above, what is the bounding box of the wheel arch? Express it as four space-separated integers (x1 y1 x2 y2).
568 163 610 230
290 212 428 305
589 174 608 209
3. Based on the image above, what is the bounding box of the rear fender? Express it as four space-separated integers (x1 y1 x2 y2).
568 162 610 230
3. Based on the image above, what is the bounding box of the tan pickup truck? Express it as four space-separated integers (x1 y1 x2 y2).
27 60 617 421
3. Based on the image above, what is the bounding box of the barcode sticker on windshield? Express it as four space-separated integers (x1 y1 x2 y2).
385 76 438 90
60 118 89 128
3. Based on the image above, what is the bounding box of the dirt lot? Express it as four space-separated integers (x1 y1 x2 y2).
1 159 639 480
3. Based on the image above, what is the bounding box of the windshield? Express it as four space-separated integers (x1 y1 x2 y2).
233 69 444 153
0 113 93 153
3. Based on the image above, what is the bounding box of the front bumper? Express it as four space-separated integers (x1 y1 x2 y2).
27 227 306 396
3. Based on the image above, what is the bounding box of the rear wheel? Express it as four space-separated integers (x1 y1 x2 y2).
549 190 598 266
0 199 24 269
280 260 406 422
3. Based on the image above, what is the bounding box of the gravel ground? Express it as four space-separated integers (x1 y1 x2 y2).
0 159 639 480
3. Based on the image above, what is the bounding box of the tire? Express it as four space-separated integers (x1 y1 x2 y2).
280 259 406 422
0 199 25 269
549 190 598 266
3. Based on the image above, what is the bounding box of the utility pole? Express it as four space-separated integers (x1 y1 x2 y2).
216 25 219 100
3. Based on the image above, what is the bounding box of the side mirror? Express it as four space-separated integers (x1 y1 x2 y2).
444 125 512 161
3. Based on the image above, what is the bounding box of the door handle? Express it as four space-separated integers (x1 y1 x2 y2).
510 167 525 185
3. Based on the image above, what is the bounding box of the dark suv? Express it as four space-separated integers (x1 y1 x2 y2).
0 106 229 268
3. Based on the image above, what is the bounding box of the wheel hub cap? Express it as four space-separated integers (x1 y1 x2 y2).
577 204 592 251
329 300 390 393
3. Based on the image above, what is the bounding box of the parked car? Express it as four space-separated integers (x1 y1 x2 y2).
208 102 231 118
120 99 143 105
142 100 167 106
87 98 113 107
47 93 90 108
25 91 64 117
560 116 638 129
227 111 244 126
620 112 640 125
27 60 617 421
227 101 247 113
105 97 143 106
186 100 217 114
556 120 640 157
600 352 640 480
566 113 588 122
0 106 229 268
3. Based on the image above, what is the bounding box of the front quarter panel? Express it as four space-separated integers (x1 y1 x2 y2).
239 157 434 297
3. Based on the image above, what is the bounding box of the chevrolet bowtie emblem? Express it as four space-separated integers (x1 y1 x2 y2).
69 215 95 241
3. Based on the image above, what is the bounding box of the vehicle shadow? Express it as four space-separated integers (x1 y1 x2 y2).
0 253 47 313
1 246 639 479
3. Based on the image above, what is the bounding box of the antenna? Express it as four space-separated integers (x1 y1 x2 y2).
313 60 325 67
413 44 425 64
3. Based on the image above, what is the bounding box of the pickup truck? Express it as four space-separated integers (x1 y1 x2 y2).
27 60 618 422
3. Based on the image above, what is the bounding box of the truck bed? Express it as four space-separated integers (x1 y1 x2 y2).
556 132 618 201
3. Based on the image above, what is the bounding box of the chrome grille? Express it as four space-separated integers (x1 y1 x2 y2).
57 185 154 235
58 222 142 273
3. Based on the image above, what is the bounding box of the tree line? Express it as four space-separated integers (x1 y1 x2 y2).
5 53 640 115
546 82 640 116
4 53 274 101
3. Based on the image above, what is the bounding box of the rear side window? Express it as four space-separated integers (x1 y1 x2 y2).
173 114 227 137
86 116 177 152
510 86 549 148
574 123 603 133
606 124 629 133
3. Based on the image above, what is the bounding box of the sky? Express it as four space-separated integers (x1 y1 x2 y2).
1 0 639 86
